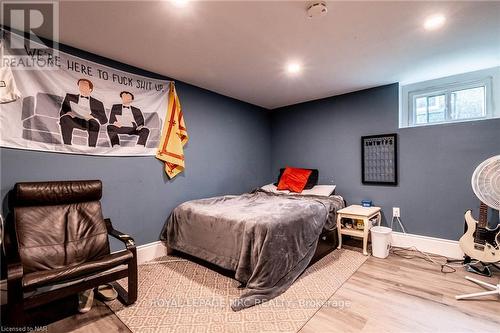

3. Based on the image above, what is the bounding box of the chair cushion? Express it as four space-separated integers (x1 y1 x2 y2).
23 250 133 290
15 200 110 274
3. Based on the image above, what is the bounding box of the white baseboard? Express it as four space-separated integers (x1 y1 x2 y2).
0 236 462 292
136 240 169 264
391 231 464 259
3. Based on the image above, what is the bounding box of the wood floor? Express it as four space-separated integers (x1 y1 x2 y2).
8 243 500 333
299 250 500 333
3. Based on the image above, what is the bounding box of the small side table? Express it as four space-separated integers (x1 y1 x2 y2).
336 205 382 256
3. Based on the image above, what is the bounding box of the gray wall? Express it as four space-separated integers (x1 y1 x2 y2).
271 83 500 240
1 44 272 246
2 40 498 245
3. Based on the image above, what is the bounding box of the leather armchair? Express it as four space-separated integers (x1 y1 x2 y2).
4 180 137 326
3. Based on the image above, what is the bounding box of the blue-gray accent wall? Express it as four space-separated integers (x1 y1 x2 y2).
2 40 498 244
271 83 500 240
0 43 272 246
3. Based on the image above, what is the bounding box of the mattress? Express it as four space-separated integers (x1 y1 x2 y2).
161 188 345 310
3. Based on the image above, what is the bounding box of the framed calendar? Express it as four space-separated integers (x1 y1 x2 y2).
361 133 398 185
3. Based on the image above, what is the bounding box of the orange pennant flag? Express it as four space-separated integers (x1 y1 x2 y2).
156 82 189 178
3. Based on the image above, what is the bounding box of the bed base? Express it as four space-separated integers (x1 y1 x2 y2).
166 244 175 255
311 228 339 265
164 227 339 276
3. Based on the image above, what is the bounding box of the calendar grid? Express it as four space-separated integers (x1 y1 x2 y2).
361 134 398 185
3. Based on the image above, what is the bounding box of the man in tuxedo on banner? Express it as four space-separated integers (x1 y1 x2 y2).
107 91 149 146
59 78 107 147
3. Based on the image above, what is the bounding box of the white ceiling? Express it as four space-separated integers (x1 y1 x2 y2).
55 1 500 109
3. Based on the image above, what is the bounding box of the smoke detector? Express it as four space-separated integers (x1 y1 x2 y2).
307 2 328 19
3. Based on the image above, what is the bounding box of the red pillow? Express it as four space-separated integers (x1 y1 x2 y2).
277 167 313 193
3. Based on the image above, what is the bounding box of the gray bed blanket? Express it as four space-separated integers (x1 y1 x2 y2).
160 189 344 311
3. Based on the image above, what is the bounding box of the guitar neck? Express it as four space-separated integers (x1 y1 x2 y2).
478 202 488 229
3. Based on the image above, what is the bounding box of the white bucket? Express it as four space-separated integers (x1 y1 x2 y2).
370 226 392 258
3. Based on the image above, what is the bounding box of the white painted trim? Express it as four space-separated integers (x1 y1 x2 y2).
0 236 463 293
399 66 500 128
390 231 464 259
135 240 169 264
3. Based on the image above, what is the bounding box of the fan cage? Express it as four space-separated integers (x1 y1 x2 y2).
471 155 500 211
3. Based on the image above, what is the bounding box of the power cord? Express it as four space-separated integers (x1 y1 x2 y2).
388 215 469 274
390 215 406 233
390 245 463 273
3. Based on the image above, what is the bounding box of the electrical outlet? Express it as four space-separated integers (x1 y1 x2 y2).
393 207 400 218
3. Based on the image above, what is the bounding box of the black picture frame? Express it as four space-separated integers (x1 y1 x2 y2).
361 133 398 186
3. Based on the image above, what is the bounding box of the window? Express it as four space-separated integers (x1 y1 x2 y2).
400 67 499 128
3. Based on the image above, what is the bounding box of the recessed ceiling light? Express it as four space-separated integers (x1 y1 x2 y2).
286 62 302 75
172 0 189 8
424 14 446 31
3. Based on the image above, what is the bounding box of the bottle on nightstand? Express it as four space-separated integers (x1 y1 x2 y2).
355 219 364 230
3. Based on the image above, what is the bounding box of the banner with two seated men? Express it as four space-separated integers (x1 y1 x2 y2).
1 31 170 156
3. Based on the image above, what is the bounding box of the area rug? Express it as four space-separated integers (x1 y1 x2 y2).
108 249 367 333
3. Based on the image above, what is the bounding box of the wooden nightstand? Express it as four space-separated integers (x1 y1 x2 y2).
336 205 381 256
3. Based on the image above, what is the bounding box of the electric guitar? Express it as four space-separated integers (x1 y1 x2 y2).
459 202 500 263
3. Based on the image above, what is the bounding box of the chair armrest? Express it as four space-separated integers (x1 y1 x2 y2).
104 218 136 250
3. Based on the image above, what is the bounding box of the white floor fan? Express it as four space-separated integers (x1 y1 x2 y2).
456 155 500 300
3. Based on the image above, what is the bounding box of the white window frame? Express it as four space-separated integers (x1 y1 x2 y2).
400 67 499 128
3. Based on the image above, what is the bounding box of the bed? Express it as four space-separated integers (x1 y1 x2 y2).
160 182 345 311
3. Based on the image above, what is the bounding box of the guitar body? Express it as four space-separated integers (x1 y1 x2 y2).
459 210 500 263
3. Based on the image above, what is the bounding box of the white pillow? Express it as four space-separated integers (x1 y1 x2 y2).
292 185 336 196
260 183 290 194
260 184 336 197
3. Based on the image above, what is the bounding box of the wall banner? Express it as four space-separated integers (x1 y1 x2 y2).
0 31 169 156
